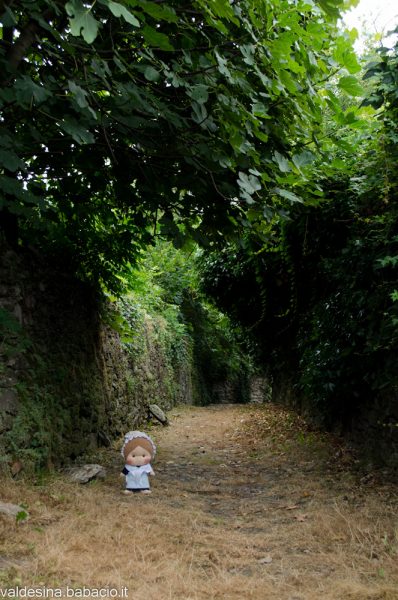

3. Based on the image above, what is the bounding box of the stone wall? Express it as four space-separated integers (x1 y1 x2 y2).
249 376 271 404
0 245 104 466
0 244 192 469
100 315 194 440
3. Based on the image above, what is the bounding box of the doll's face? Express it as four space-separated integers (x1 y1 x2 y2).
126 445 152 466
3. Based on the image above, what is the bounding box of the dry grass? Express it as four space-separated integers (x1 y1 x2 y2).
1 403 397 600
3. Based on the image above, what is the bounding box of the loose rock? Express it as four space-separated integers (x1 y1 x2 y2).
148 404 169 425
66 464 106 484
258 555 273 564
0 501 28 519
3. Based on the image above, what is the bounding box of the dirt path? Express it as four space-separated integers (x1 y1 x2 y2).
1 404 398 600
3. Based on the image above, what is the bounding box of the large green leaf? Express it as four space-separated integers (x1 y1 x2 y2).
138 0 178 23
107 1 140 26
274 151 291 173
188 85 209 104
238 172 262 204
144 66 160 82
272 187 303 203
292 150 315 170
0 149 25 172
14 76 52 105
68 80 89 108
338 75 364 97
333 36 361 74
60 117 95 144
142 25 174 51
66 0 100 43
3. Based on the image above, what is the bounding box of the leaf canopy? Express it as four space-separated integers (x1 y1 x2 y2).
0 0 362 291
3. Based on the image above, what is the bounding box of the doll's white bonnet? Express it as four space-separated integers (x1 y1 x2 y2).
121 431 156 460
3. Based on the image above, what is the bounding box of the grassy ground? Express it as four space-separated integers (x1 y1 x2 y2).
1 403 397 600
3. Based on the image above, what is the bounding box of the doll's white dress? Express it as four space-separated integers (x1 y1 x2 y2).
122 464 153 491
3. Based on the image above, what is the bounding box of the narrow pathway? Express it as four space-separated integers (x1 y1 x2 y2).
1 404 397 600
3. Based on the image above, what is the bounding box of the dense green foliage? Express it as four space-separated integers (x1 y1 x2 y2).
0 0 362 291
201 39 398 431
2 0 398 458
118 242 254 404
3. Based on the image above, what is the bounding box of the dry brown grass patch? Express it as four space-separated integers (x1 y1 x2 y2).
0 404 397 600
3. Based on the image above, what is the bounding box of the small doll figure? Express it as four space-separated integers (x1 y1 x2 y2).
121 431 156 494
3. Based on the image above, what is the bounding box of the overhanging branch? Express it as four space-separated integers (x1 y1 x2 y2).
6 19 40 72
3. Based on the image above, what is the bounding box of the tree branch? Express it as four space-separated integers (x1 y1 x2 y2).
6 19 40 72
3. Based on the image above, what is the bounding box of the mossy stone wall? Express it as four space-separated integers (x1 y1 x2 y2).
0 245 192 469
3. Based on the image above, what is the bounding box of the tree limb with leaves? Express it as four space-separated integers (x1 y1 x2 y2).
0 0 361 291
